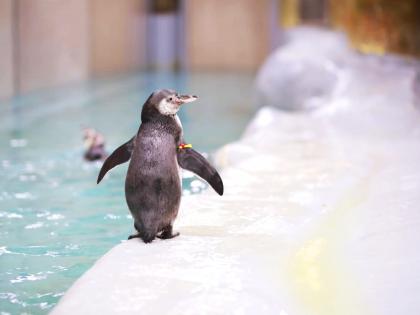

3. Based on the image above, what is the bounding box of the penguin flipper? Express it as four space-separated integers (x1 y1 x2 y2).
177 148 224 196
97 136 135 184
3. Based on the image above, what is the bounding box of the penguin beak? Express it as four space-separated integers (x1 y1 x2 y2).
176 94 198 105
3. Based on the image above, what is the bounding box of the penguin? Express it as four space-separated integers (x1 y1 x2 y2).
82 127 108 161
97 89 223 243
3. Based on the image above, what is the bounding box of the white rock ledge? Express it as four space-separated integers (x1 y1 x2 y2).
52 107 420 315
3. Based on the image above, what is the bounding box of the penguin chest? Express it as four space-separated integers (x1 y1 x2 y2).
125 139 181 214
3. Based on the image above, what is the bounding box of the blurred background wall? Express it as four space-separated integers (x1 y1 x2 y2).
0 0 14 100
0 0 418 101
279 0 420 56
0 0 149 100
0 0 273 100
185 0 270 71
329 0 420 56
17 0 90 93
90 0 146 76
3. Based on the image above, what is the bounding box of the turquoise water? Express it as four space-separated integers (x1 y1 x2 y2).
0 72 255 315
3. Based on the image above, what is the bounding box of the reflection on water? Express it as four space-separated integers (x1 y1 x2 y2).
0 72 255 315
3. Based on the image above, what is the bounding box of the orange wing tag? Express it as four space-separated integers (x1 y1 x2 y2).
178 143 193 150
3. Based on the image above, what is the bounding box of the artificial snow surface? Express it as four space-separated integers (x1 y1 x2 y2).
51 28 420 315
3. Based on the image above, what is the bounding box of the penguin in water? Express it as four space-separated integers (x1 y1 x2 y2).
82 127 108 161
97 89 223 243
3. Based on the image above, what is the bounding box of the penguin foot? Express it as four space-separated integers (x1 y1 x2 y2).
128 233 156 243
157 231 180 240
157 225 180 240
141 234 156 243
128 233 141 240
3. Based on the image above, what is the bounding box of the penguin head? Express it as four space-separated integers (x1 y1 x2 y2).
153 89 198 114
82 127 105 149
141 89 198 122
157 89 198 116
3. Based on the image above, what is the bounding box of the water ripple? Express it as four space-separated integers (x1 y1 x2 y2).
0 212 23 219
10 274 48 284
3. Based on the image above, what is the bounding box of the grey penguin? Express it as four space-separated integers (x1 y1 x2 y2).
82 127 108 161
97 89 223 243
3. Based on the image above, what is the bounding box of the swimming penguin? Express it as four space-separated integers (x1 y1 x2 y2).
82 127 108 161
97 89 223 243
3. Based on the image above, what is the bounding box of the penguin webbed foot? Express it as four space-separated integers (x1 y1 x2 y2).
157 225 180 240
128 226 178 243
128 233 141 240
157 231 180 240
128 233 156 243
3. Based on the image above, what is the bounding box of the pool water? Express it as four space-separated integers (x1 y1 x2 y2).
0 72 256 315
